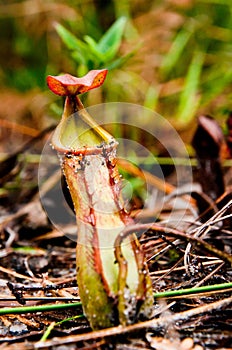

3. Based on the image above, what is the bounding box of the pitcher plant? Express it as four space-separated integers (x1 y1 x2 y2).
47 69 153 330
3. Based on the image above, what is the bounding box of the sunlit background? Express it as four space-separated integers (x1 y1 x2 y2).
0 0 231 149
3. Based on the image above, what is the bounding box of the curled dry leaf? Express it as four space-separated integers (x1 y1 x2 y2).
192 115 225 201
226 112 232 157
192 115 224 159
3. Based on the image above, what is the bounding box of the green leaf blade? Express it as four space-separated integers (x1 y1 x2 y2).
55 24 90 66
97 17 127 59
177 51 205 125
161 26 193 77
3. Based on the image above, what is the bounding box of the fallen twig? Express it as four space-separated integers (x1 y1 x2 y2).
33 296 232 348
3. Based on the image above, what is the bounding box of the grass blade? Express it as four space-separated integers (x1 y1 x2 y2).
161 26 193 77
177 51 204 125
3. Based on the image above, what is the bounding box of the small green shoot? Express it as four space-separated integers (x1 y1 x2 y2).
39 315 84 342
55 17 132 75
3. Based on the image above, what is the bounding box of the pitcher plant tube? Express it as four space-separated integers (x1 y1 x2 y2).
47 69 154 330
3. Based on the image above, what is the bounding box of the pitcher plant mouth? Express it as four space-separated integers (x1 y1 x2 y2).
51 97 118 156
47 69 116 155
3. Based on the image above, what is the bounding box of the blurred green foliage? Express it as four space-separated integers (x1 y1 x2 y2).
0 16 47 91
0 0 231 126
55 16 135 75
160 0 232 125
